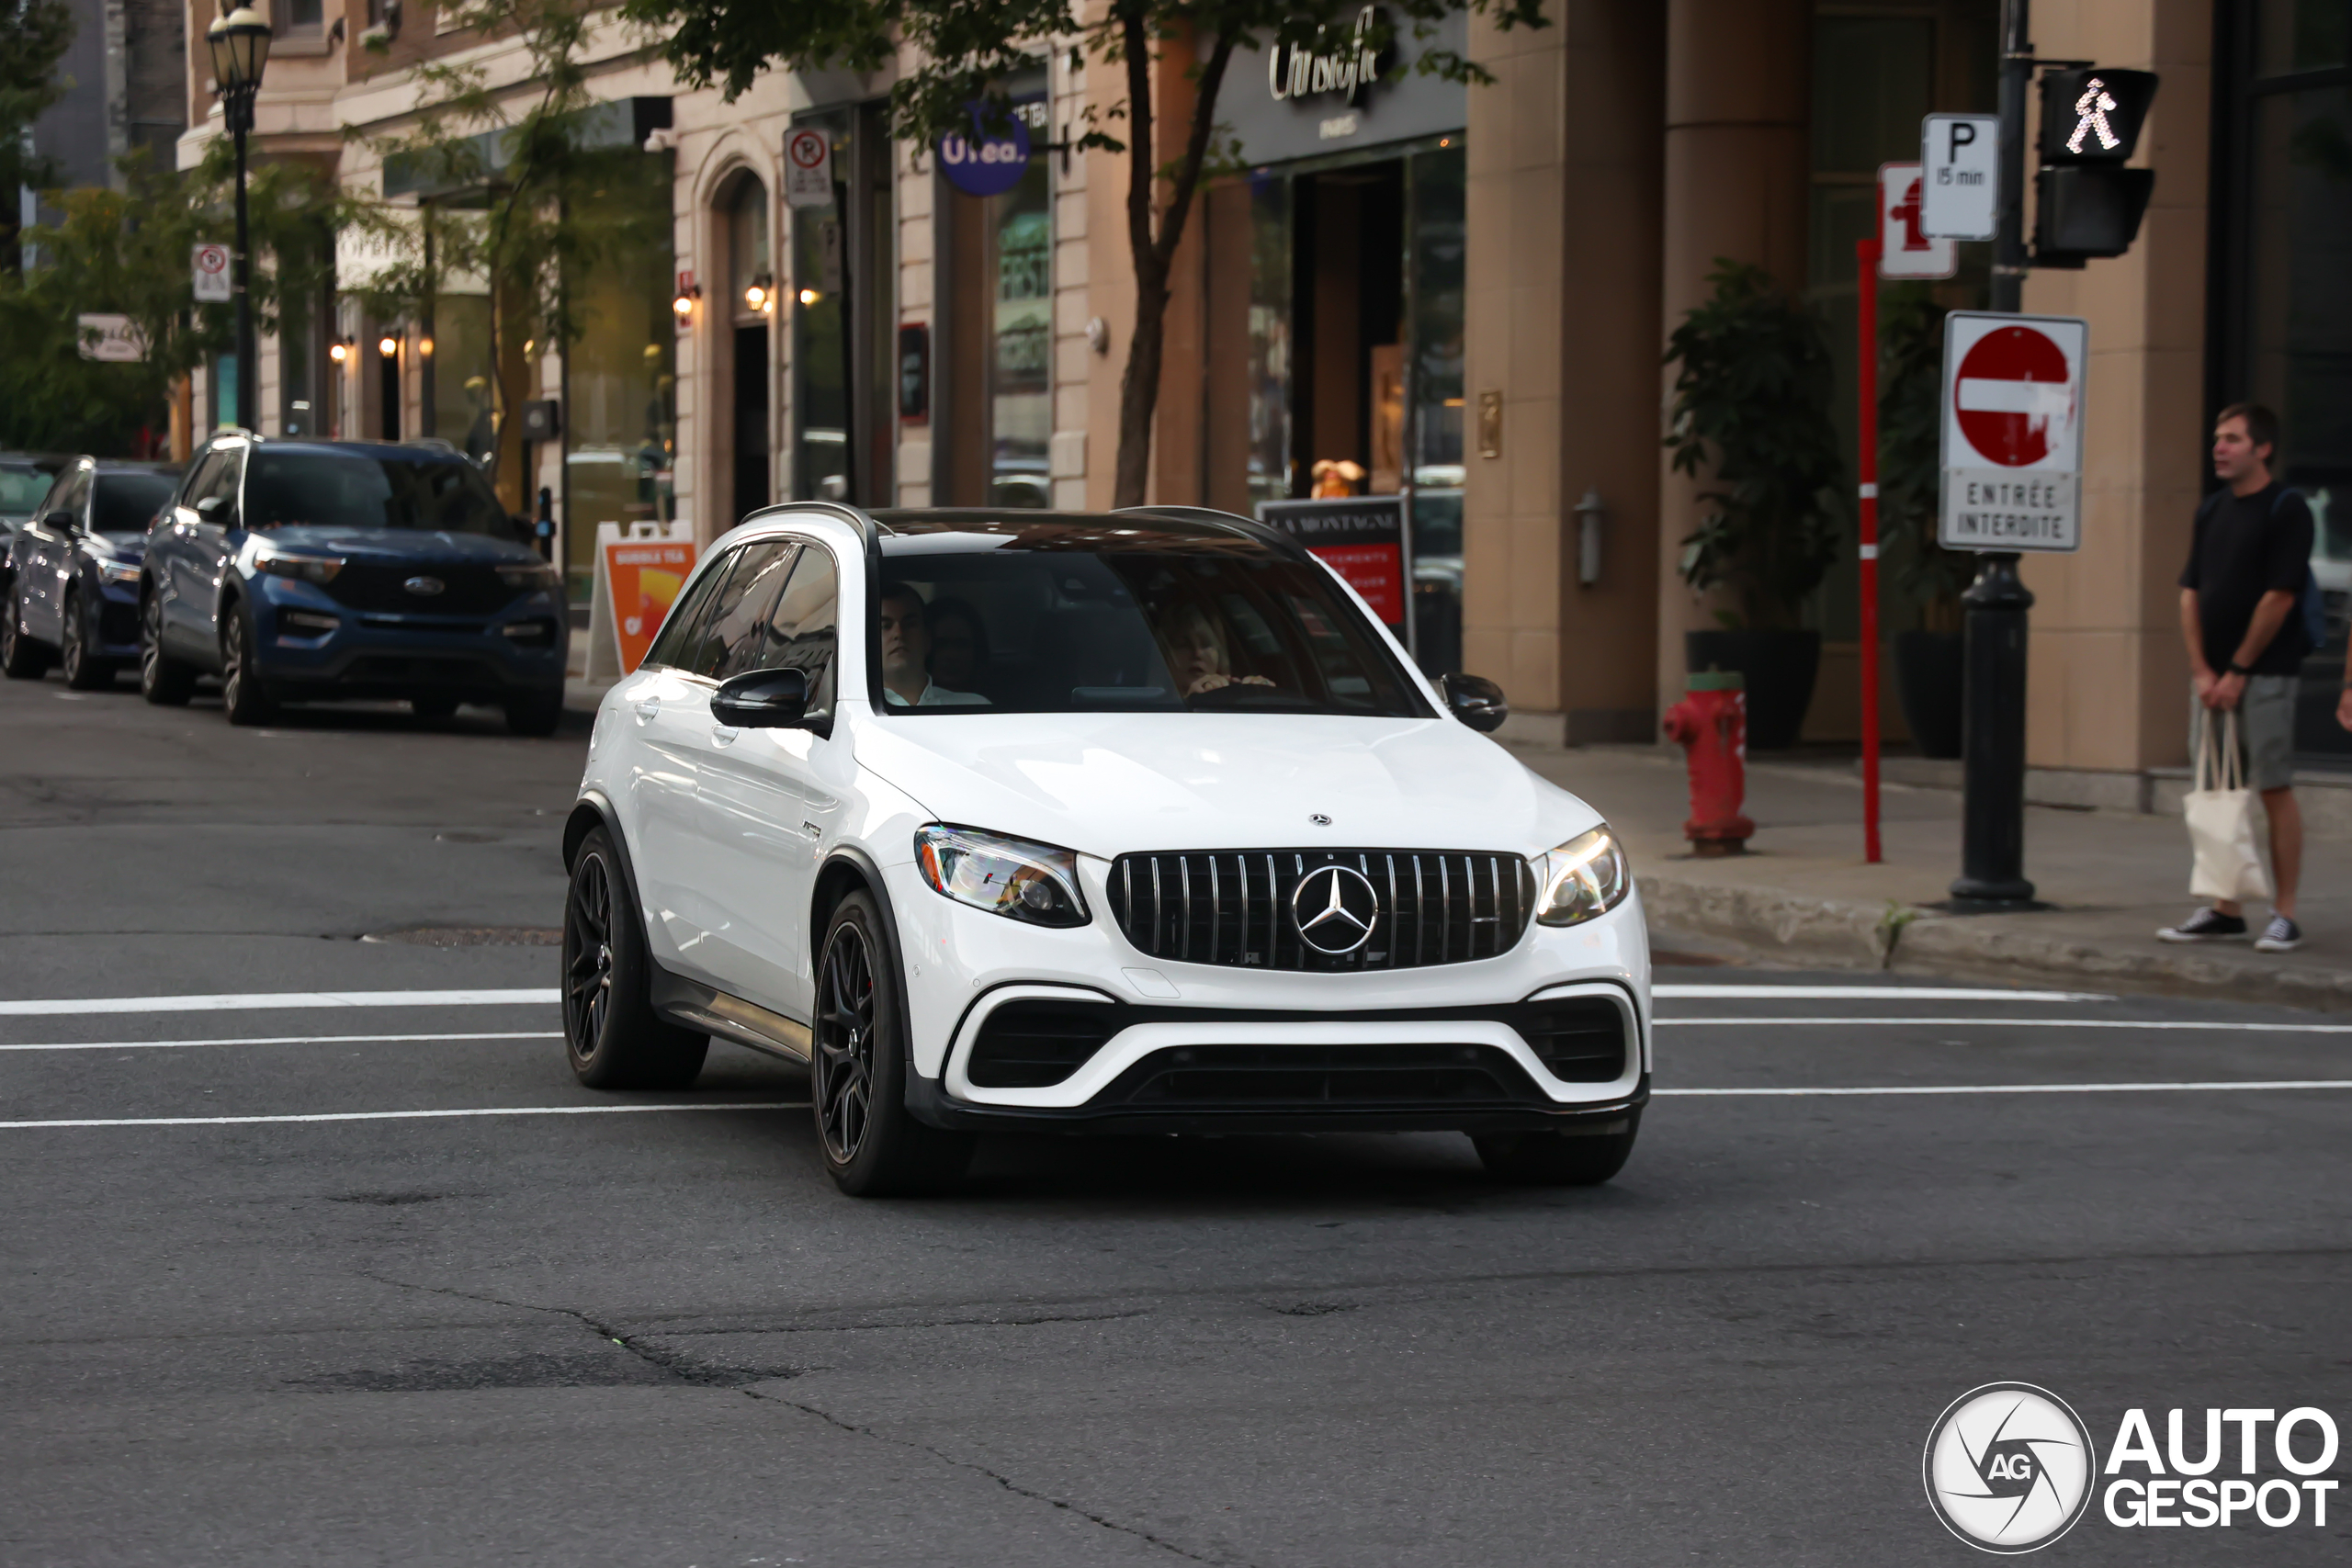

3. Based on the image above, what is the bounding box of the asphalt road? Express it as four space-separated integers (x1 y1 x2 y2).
4 673 2348 1565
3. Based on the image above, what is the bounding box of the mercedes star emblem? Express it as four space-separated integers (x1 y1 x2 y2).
1292 863 1379 955
1309 813 1333 826
404 575 447 596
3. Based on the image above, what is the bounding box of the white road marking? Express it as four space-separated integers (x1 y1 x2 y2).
1657 1080 2352 1097
0 1031 564 1052
0 988 561 1017
0 1101 808 1130
1657 1017 2352 1032
1654 985 2109 1002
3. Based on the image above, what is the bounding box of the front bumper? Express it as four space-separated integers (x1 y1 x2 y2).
246 575 568 701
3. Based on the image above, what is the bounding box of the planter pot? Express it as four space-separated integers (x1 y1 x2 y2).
1684 629 1821 751
1894 629 1964 760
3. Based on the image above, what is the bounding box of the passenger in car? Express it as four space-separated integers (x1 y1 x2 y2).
1157 599 1276 698
877 581 989 707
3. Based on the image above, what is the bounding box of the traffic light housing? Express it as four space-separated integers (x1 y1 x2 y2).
2033 67 2159 264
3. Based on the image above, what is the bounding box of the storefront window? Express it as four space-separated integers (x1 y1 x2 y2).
1247 172 1294 506
1406 144 1465 674
791 102 895 506
989 146 1052 507
563 152 676 601
430 290 496 462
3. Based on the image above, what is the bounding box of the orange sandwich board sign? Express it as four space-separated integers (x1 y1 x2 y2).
1939 311 2087 553
588 522 695 682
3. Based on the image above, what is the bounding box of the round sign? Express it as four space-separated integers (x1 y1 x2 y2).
786 129 827 171
938 108 1031 197
1954 325 2072 468
195 243 229 275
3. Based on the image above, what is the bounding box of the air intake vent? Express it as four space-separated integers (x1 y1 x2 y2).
1110 850 1536 973
1516 996 1629 1082
967 999 1121 1089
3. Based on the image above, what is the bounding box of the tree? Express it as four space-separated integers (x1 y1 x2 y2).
0 0 76 273
619 0 1545 507
349 0 670 506
1662 259 1846 631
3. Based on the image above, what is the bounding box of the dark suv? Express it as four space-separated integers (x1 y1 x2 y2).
3 457 182 687
141 434 569 733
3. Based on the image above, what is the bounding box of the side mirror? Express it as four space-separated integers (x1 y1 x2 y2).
711 667 811 728
195 495 232 525
1441 672 1509 734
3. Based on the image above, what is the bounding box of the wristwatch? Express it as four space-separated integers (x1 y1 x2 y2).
2225 661 2250 677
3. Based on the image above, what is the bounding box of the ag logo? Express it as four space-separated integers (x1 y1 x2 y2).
1924 1382 2094 1553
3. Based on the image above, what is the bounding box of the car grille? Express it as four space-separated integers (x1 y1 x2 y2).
1096 1043 1548 1109
1110 849 1538 972
322 562 522 615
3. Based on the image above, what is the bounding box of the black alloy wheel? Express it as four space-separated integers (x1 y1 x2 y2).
61 593 110 690
139 591 195 705
810 891 974 1196
220 604 276 726
1 586 47 679
560 826 707 1089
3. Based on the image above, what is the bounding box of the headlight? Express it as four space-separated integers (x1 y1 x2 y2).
253 546 345 583
1535 825 1631 927
914 824 1091 928
496 561 563 591
97 559 140 584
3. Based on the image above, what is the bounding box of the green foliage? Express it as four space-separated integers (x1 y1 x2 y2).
1875 288 1973 631
0 0 76 266
0 149 344 453
1663 259 1847 631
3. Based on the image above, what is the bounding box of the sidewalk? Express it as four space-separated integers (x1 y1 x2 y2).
1504 739 2352 1010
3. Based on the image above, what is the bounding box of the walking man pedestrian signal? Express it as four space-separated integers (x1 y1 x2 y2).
2065 77 2123 154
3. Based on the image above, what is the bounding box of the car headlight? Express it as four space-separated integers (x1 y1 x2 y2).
1535 825 1631 927
496 561 563 591
253 546 345 583
97 559 140 584
914 824 1091 928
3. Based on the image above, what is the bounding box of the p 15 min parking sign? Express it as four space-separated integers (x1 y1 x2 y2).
1939 311 2087 553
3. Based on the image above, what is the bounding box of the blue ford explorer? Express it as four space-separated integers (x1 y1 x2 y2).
140 433 569 733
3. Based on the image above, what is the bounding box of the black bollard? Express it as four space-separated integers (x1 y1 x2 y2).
1950 553 2037 907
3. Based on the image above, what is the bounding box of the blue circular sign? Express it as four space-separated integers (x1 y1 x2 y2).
938 107 1031 197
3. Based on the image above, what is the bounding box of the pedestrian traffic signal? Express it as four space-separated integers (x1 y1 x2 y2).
2033 68 2159 264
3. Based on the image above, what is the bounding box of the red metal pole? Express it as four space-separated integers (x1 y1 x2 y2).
1857 237 1883 864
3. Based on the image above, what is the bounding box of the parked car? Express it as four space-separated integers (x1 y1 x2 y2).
561 504 1650 1196
0 452 72 555
2 458 182 687
139 433 569 733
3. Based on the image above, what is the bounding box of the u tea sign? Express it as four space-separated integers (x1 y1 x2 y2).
1939 311 2087 553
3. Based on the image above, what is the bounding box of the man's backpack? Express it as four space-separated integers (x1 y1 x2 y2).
2193 485 2324 655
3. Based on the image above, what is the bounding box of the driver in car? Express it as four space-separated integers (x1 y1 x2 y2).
1158 599 1276 698
878 582 989 707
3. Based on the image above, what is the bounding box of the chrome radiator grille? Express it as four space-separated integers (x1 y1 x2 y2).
1109 850 1538 973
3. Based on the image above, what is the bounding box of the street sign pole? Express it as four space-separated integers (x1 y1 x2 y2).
1950 0 2041 909
1857 237 1883 866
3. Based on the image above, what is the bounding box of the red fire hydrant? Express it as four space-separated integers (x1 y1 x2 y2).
1662 671 1755 856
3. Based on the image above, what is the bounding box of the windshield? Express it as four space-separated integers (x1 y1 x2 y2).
871 530 1430 718
92 472 177 533
0 467 50 517
243 450 518 538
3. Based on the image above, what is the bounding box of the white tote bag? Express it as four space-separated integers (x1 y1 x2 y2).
2185 708 2273 903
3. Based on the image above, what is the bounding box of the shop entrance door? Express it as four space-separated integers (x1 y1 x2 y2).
789 101 896 505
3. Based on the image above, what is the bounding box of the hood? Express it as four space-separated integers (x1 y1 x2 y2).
254 526 536 564
850 710 1602 860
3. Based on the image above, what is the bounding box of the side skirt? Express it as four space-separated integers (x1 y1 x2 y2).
650 967 812 1065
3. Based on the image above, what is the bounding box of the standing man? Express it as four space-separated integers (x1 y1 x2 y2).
2160 404 2315 953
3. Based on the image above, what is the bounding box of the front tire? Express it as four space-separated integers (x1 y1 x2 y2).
220 602 277 726
562 827 708 1089
812 891 974 1196
1475 1111 1641 1186
1 586 48 679
61 592 113 690
139 591 196 705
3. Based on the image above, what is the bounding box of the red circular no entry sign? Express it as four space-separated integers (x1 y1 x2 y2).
1954 325 2072 467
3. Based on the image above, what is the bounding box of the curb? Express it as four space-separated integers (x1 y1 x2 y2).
1638 871 2352 1010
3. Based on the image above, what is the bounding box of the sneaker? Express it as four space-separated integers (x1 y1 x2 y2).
2157 908 2248 942
2256 915 2303 953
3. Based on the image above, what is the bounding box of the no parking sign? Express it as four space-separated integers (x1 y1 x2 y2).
1939 312 2087 553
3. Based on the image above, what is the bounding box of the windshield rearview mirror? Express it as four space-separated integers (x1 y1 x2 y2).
711 667 812 729
1440 672 1509 734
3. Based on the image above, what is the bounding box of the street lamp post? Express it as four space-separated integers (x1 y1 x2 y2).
206 6 271 432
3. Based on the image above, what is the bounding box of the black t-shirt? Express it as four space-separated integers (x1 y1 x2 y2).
2179 483 2315 677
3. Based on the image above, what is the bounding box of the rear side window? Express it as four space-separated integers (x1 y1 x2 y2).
752 544 839 712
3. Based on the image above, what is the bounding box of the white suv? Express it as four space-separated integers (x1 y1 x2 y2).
563 506 1650 1194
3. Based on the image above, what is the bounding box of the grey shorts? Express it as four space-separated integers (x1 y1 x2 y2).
2189 675 2297 792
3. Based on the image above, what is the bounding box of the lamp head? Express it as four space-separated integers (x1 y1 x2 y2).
217 5 271 89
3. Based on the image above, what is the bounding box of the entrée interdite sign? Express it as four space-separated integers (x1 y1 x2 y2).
1938 311 2087 555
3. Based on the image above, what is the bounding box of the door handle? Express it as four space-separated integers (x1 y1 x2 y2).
633 697 660 720
711 724 741 746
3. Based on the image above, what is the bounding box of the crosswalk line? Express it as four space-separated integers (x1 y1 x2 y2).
1653 985 2109 1002
0 1032 564 1052
0 1101 807 1130
0 988 562 1018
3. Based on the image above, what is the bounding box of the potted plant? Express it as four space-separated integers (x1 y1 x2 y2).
1664 260 1845 750
1877 291 1976 759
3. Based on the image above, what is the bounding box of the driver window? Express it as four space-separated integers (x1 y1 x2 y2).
197 448 244 520
752 542 839 712
641 546 740 671
684 540 793 680
46 472 91 526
